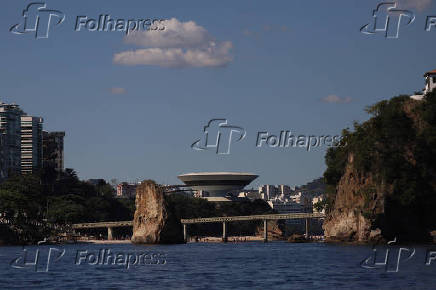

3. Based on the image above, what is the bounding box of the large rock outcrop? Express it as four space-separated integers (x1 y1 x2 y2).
323 154 385 243
323 95 436 243
131 181 184 244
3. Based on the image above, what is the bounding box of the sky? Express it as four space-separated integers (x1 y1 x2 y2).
0 0 435 188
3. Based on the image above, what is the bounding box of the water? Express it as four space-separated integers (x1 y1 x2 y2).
0 242 435 289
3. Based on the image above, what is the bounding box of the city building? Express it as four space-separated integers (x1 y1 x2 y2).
290 191 313 206
259 185 278 200
42 131 65 172
424 69 436 95
0 102 24 178
238 189 261 200
178 172 258 202
290 192 303 203
267 200 309 224
312 196 325 214
267 200 307 214
0 134 5 181
278 185 291 195
20 116 43 174
116 182 138 198
411 69 436 100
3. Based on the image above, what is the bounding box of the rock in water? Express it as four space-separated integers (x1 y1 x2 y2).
131 181 184 244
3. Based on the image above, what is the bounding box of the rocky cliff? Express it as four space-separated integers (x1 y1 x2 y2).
323 154 386 243
131 181 184 244
323 94 436 243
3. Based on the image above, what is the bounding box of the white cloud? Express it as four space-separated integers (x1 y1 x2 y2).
400 0 432 11
114 18 233 68
124 18 212 49
110 87 126 94
321 95 352 104
114 42 232 68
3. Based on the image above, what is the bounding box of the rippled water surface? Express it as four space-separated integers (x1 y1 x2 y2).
0 242 435 289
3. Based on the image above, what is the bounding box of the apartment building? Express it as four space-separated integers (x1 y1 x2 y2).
20 116 43 174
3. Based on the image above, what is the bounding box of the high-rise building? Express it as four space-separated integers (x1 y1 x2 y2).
0 102 24 178
278 185 291 195
259 184 278 200
0 133 6 181
20 116 43 174
42 131 65 172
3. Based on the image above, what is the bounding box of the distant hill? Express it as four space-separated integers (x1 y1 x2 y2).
294 177 325 197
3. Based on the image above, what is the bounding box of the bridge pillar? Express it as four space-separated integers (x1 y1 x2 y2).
305 218 309 239
183 224 188 243
222 222 228 243
263 219 268 242
107 227 113 240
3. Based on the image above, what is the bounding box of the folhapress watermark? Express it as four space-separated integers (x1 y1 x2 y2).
360 238 415 272
74 15 165 35
191 119 246 155
361 2 436 39
10 2 165 39
361 2 415 39
9 247 167 272
191 119 344 154
256 131 343 152
10 247 65 272
75 249 166 269
360 237 436 272
10 3 65 39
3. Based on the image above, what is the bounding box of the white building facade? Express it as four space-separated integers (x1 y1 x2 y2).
411 69 436 100
21 116 43 174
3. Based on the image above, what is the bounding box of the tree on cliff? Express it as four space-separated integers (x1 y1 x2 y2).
323 90 436 242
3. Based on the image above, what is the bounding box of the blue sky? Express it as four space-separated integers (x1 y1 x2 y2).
1 0 435 187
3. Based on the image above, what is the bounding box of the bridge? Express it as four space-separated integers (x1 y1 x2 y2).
72 212 325 242
181 212 325 242
72 221 132 240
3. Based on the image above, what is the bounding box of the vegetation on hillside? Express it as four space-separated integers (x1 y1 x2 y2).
0 168 134 244
323 90 436 241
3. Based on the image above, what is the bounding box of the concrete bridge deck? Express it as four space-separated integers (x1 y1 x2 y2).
181 212 325 224
72 221 133 229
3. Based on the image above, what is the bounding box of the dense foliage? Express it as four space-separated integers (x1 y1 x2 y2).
0 168 134 244
166 194 278 237
323 91 436 241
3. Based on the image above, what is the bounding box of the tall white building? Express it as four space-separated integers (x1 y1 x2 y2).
424 69 436 95
411 69 436 100
21 116 43 174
